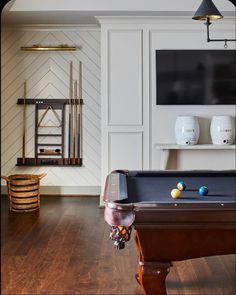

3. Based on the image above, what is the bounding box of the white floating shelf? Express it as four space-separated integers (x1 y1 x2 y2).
154 143 236 169
154 143 236 150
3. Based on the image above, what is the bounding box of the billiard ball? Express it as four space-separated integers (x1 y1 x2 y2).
199 186 208 196
177 181 186 191
171 188 181 199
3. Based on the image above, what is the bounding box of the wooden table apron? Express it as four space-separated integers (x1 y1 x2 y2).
134 226 236 295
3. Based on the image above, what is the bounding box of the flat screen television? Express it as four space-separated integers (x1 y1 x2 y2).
156 50 236 105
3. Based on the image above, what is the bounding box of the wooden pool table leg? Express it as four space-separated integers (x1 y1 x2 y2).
137 261 172 295
134 230 172 294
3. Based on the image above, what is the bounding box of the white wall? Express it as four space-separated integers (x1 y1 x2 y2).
98 16 236 197
150 19 236 170
1 25 101 194
1 15 235 196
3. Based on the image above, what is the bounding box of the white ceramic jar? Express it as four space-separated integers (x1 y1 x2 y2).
175 116 200 145
210 116 235 145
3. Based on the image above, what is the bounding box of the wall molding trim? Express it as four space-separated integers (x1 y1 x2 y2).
96 15 235 25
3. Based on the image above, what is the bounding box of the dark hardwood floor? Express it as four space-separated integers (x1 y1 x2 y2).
1 196 235 295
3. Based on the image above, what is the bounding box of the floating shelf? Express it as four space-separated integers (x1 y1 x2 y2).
154 143 236 150
20 45 78 51
17 98 83 105
17 157 82 166
154 143 236 170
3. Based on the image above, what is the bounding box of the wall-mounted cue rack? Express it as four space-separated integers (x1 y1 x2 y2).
17 98 83 166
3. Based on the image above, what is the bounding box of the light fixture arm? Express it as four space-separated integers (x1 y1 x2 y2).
205 17 236 48
193 0 236 48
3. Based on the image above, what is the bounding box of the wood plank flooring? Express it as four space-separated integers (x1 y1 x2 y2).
1 196 235 295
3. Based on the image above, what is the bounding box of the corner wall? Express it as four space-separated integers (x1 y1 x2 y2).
1 25 101 194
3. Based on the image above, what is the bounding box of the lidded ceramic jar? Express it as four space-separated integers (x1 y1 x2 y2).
175 116 200 145
210 116 235 145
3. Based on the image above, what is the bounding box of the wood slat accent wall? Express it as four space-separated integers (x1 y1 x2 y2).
1 26 101 189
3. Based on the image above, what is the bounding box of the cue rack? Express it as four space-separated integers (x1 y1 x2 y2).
16 62 83 166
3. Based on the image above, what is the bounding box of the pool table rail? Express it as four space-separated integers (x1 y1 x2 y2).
104 170 236 228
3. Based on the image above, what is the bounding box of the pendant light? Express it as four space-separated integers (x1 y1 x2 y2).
192 0 236 48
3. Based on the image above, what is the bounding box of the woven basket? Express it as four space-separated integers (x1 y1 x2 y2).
1 173 46 212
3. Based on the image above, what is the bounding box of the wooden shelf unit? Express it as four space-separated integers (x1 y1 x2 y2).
35 100 65 161
17 157 82 166
17 98 83 166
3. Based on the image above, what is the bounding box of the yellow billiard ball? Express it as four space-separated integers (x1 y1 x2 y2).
171 188 181 199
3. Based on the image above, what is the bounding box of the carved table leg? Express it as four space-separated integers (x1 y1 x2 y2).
137 261 172 295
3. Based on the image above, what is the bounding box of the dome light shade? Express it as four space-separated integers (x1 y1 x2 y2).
192 0 223 20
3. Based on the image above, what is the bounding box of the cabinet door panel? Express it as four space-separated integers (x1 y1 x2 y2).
108 132 143 171
108 30 143 126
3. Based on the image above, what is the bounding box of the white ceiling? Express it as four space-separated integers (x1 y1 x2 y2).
2 0 235 25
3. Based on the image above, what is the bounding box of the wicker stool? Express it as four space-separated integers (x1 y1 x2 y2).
1 173 46 212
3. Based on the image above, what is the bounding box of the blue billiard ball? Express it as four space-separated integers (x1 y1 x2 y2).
199 186 208 196
177 181 186 191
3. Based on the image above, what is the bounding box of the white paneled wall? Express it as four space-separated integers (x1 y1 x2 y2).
2 17 235 198
108 132 143 171
1 26 101 193
98 17 235 204
100 24 150 199
149 23 236 170
107 29 143 126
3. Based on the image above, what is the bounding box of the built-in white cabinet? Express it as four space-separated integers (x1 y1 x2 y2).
99 21 150 201
98 17 235 203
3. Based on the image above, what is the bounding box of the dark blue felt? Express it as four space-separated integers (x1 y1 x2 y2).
125 174 235 204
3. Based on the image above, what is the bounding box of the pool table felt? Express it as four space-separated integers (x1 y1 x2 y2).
109 170 236 204
121 171 236 204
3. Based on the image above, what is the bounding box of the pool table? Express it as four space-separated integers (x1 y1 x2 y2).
103 170 236 295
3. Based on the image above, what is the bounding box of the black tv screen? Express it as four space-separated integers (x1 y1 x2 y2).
156 50 236 105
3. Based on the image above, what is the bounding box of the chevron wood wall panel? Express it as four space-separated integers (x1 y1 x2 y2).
1 26 101 190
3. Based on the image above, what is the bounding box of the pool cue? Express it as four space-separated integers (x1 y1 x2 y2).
75 80 79 160
22 80 27 164
77 62 82 159
79 62 83 160
73 80 77 164
68 61 73 163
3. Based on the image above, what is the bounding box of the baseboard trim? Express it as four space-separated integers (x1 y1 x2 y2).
1 185 101 196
